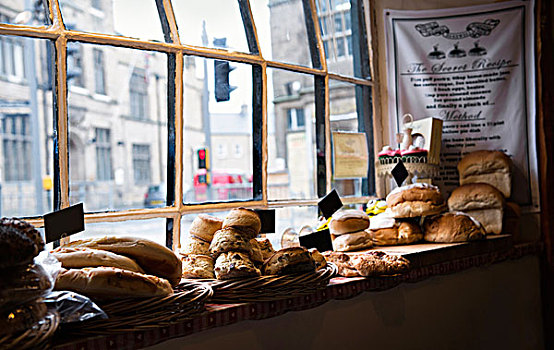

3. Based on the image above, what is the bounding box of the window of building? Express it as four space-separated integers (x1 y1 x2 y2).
68 42 85 87
91 0 103 10
95 128 112 181
317 0 353 62
287 108 306 131
0 35 26 79
2 114 31 181
132 144 151 184
93 48 106 95
129 67 148 120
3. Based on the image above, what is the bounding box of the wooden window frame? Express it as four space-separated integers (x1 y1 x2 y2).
0 0 378 249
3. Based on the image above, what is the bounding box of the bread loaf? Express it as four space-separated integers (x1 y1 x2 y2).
189 214 223 242
368 213 423 245
63 237 182 286
262 247 316 275
52 247 145 273
329 210 370 235
457 150 512 197
423 212 486 243
214 251 261 280
55 267 173 299
332 230 373 252
222 208 261 239
386 183 446 218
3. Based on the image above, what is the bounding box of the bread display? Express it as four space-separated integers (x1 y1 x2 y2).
423 212 486 243
256 238 275 260
368 213 423 246
181 254 215 279
448 183 505 234
189 214 223 242
0 219 44 268
214 251 261 280
386 183 446 218
308 248 327 270
52 247 145 273
262 247 316 275
63 237 182 286
55 267 173 299
329 210 370 235
221 208 261 239
209 228 253 258
332 230 373 252
181 236 211 256
323 251 410 277
458 150 512 197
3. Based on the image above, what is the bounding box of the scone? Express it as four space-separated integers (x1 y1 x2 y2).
189 214 223 242
209 228 252 258
256 238 275 260
181 236 210 256
262 247 316 275
214 251 261 280
309 248 327 270
222 208 261 239
181 254 215 279
249 239 264 265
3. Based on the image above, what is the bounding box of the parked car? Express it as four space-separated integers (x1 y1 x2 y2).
144 183 165 208
193 169 252 201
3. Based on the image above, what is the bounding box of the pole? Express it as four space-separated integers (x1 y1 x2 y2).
24 0 44 214
201 21 212 200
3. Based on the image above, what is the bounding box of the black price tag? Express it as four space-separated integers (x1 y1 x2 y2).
318 189 343 219
254 209 275 233
44 203 85 243
299 228 333 252
391 160 409 187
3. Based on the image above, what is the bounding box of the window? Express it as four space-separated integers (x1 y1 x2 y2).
287 108 306 131
317 0 353 62
91 0 103 10
133 144 151 184
0 34 26 79
2 114 31 181
130 68 148 120
93 48 106 95
68 42 85 87
95 128 112 181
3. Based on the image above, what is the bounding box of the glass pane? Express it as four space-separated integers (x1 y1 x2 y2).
0 1 49 26
267 68 317 200
251 0 313 67
68 218 167 246
68 44 168 212
182 57 254 203
274 205 319 250
0 37 54 217
329 80 369 197
59 0 164 42
173 1 249 53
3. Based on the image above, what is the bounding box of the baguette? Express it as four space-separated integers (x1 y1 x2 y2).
52 247 145 273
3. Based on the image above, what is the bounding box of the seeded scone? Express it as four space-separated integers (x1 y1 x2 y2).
180 236 211 256
256 238 275 261
209 228 252 258
181 254 215 279
262 247 316 275
214 251 261 280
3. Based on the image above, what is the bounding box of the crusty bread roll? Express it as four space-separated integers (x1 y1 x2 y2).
386 183 446 218
368 213 422 245
423 212 486 243
458 150 512 197
181 254 215 279
448 183 505 234
255 238 275 261
308 248 327 270
189 214 223 242
222 208 261 239
332 230 373 252
209 228 252 258
0 218 44 254
181 236 211 256
249 238 264 264
55 267 173 299
0 226 37 268
262 247 315 275
214 251 261 280
63 237 182 286
52 247 145 273
329 210 370 235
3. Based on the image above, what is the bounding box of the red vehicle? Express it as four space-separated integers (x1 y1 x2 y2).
193 169 252 201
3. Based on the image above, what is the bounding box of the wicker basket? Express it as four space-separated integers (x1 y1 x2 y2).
61 281 212 336
0 310 60 350
180 264 337 303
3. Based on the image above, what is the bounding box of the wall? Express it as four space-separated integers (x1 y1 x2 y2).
146 256 543 350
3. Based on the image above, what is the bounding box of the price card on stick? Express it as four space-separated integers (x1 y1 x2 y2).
254 209 276 234
44 203 85 244
299 189 343 252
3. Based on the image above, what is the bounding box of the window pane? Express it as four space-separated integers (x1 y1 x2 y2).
267 68 317 201
0 1 49 26
0 36 54 217
182 57 254 203
60 0 164 42
69 44 168 212
329 80 370 197
251 0 314 67
68 218 167 246
173 1 249 53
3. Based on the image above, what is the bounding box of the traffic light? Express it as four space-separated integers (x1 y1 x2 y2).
197 148 209 169
214 60 236 102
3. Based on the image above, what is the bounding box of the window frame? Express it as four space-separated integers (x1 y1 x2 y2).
0 0 377 249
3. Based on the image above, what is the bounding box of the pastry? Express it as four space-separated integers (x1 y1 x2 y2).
209 228 252 258
181 236 211 256
213 251 261 280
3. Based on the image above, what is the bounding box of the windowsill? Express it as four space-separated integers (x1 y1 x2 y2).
92 93 112 103
51 235 541 350
69 85 90 95
0 74 27 85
